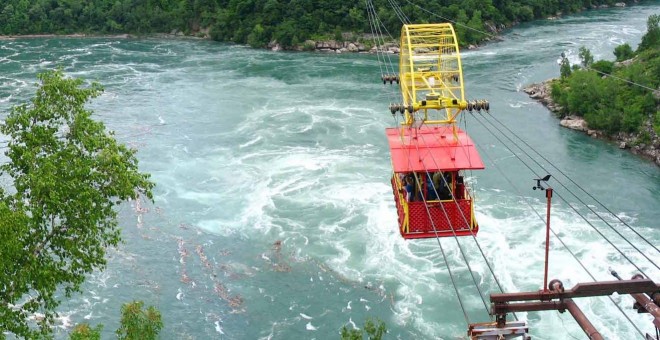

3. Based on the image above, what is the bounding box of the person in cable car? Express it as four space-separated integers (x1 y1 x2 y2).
404 175 413 201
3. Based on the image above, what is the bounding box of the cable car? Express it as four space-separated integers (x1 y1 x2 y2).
386 23 486 239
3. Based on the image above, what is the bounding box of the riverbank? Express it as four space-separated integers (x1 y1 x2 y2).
523 80 660 166
0 1 639 53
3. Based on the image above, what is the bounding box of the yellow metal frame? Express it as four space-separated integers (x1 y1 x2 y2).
399 23 467 133
393 173 410 234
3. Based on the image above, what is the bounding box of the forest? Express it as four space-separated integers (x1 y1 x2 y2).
551 14 659 138
0 0 644 48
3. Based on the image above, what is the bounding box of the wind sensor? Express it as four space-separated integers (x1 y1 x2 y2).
532 174 551 190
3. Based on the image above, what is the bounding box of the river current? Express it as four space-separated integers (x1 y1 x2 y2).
1 3 659 339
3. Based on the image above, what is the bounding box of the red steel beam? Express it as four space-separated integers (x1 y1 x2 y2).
491 279 659 303
492 301 566 314
564 298 604 340
631 293 660 329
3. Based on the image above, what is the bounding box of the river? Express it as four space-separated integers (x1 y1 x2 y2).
0 3 659 339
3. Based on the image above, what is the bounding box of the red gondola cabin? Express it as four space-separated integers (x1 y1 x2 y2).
387 125 484 239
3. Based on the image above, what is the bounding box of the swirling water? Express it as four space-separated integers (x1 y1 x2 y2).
1 4 659 339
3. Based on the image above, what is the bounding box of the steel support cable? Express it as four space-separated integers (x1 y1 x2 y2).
386 0 408 25
401 0 498 40
410 142 492 320
473 139 646 339
479 112 660 272
366 1 399 76
366 0 399 109
365 0 387 78
585 66 658 92
487 109 660 256
472 113 653 279
366 0 394 78
366 0 403 131
367 0 402 104
416 130 518 322
401 129 473 325
387 0 411 25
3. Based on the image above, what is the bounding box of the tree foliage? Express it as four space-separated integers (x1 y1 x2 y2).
0 0 641 48
0 70 154 337
614 43 634 62
340 318 387 340
550 15 659 135
69 301 162 340
69 324 103 340
559 55 572 79
116 301 163 340
578 46 594 67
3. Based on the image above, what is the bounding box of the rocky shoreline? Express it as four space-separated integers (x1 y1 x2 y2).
523 80 660 166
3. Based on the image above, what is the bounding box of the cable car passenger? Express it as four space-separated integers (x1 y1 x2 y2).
404 175 415 202
456 175 465 199
426 172 438 200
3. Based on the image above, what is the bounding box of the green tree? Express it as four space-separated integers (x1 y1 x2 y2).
578 46 594 68
637 14 659 52
0 70 154 337
613 43 634 62
340 318 387 340
560 56 572 79
247 23 267 48
116 301 163 340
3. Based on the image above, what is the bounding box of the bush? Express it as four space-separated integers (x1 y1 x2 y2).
614 43 634 62
591 60 614 75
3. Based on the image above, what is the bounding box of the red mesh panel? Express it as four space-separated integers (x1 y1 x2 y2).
391 177 477 239
407 200 477 238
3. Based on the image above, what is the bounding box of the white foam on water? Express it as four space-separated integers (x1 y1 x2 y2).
214 320 225 334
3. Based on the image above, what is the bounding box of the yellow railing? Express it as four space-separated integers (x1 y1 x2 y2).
392 173 410 234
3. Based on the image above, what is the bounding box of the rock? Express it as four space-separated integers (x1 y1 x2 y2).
614 2 626 7
615 57 636 67
560 116 588 131
389 47 400 54
619 141 627 149
468 44 477 50
271 44 282 52
347 43 358 52
484 22 498 33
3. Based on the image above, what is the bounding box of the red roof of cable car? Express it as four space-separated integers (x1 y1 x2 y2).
386 125 484 172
